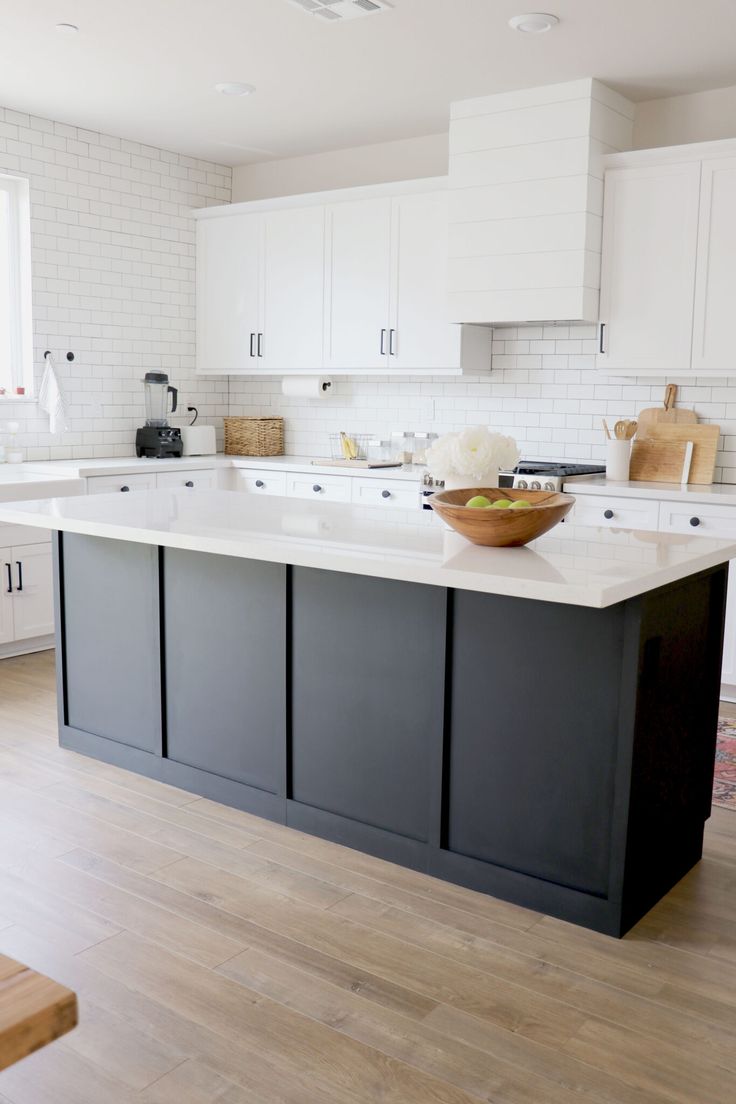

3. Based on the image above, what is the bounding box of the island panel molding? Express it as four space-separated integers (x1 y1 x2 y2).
51 531 728 937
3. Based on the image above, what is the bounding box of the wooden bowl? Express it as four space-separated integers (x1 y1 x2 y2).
430 487 574 547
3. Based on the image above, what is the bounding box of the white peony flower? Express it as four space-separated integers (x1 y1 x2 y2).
426 426 519 480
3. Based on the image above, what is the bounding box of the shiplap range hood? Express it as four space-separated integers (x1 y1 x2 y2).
448 79 634 325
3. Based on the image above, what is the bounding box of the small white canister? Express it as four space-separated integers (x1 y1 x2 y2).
606 438 631 482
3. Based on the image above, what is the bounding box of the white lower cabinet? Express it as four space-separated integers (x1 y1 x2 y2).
351 478 419 509
155 470 218 491
87 470 217 494
658 500 736 539
722 563 736 694
0 540 54 647
87 473 157 495
286 473 352 503
234 469 288 496
571 494 660 532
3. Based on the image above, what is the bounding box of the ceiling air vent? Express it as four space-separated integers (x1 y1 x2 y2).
286 0 394 21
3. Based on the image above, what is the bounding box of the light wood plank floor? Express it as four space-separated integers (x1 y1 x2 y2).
0 651 734 1104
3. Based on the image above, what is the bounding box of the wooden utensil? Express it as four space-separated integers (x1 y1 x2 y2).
430 488 574 547
638 383 698 434
613 419 638 440
629 423 719 484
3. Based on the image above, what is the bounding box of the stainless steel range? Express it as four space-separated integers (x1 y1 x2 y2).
419 460 605 508
499 460 605 493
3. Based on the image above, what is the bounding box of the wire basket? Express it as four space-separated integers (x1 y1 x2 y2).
224 416 284 456
329 433 370 461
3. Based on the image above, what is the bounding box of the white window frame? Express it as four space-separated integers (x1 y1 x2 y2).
0 173 33 397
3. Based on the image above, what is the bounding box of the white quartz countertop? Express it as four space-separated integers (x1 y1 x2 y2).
21 455 426 482
565 476 736 506
0 489 733 608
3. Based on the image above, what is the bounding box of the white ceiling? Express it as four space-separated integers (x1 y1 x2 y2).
1 0 736 166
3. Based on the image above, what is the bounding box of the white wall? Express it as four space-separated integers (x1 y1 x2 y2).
232 133 448 201
634 84 736 149
232 83 736 205
0 104 232 460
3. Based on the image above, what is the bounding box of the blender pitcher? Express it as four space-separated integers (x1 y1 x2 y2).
143 372 178 426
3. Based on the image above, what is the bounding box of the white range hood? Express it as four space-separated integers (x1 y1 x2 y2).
447 79 634 325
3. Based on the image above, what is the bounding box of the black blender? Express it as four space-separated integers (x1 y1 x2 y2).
135 372 183 458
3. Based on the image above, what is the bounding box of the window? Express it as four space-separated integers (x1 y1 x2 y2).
0 173 32 397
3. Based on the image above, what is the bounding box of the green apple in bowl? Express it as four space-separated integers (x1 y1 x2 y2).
490 499 512 509
465 495 492 508
509 499 532 509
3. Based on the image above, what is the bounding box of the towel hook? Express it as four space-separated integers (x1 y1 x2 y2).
43 350 75 362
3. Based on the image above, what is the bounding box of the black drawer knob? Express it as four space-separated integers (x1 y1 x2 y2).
381 490 391 499
603 509 614 519
690 516 701 527
120 485 130 492
313 484 322 493
255 479 264 488
185 480 194 488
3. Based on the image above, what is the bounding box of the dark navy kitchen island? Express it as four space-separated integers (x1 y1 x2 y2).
21 486 731 939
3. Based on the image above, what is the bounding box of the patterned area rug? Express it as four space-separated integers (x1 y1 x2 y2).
714 720 736 810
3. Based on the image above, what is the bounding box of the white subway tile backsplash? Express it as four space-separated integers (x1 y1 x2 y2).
0 103 231 458
228 326 736 482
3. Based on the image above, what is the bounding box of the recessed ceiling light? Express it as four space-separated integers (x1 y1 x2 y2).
508 12 559 33
214 82 256 97
55 22 79 35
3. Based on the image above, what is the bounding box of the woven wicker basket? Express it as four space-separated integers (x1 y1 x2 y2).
224 416 284 457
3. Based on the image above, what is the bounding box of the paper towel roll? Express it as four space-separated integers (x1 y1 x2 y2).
281 376 332 398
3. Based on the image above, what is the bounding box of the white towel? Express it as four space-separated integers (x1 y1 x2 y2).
38 354 68 434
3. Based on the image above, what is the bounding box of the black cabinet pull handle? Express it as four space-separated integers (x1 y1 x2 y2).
603 509 614 519
690 516 701 527
249 332 256 357
389 329 396 357
255 479 264 488
380 328 387 356
257 332 264 357
120 485 130 492
185 480 194 488
5 563 12 594
381 489 391 499
312 484 322 493
15 562 22 592
599 322 606 354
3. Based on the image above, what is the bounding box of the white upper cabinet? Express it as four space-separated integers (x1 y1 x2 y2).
597 161 701 375
195 180 491 377
323 197 393 371
260 206 325 372
691 157 736 376
597 138 736 377
389 192 465 372
196 213 261 374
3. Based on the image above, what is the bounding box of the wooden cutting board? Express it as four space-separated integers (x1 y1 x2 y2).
638 383 698 434
630 423 719 485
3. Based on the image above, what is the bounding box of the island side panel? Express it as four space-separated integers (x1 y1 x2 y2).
163 548 286 796
620 564 728 932
288 567 447 866
59 533 162 754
